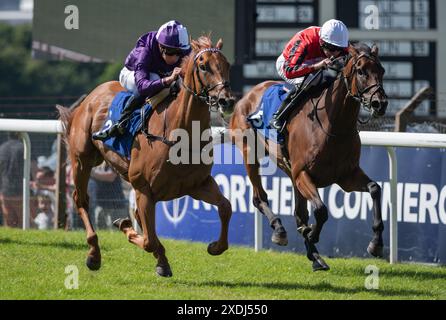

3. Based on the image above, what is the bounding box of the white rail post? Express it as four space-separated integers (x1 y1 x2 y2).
254 209 263 252
386 147 398 264
18 132 31 230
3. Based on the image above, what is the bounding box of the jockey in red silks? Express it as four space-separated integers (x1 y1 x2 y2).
270 19 350 132
93 20 191 141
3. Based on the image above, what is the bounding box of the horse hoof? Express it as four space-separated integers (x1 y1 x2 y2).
156 265 173 277
311 254 330 272
207 241 227 256
271 229 288 246
86 256 101 271
367 242 384 258
112 217 132 231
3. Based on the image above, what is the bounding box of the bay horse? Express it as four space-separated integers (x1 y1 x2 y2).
229 43 388 271
58 36 235 277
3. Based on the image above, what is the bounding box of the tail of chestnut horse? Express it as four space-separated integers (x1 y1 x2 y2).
56 94 87 145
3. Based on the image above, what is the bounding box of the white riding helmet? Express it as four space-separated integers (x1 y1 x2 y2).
319 19 349 48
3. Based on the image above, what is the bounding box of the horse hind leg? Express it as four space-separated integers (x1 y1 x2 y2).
71 157 102 270
238 137 288 246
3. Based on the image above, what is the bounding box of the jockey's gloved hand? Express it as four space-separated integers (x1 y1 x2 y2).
328 56 347 73
169 78 181 98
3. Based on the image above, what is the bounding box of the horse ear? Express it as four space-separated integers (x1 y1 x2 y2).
216 38 223 50
348 42 359 57
371 44 379 57
191 39 199 51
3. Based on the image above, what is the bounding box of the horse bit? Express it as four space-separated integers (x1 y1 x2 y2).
181 48 231 111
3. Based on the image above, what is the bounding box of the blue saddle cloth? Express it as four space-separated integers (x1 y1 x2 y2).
100 91 152 159
246 82 294 144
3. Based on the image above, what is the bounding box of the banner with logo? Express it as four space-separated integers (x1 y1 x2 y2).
156 144 446 264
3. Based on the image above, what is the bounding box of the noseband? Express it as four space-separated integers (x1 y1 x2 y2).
182 48 230 110
343 52 387 110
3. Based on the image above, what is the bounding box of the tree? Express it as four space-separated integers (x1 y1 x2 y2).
0 23 119 119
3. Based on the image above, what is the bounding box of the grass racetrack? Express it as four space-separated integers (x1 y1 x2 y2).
0 227 445 300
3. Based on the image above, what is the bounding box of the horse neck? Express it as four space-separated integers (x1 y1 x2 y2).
171 76 210 135
324 75 361 135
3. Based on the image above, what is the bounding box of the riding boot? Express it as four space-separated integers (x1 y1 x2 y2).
269 85 300 132
269 70 331 132
92 94 142 141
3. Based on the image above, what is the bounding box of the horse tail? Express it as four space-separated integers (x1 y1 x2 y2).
56 94 87 144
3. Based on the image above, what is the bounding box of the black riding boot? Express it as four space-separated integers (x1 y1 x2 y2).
92 95 142 141
269 69 338 132
269 86 300 132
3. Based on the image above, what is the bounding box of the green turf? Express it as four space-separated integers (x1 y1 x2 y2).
0 227 445 300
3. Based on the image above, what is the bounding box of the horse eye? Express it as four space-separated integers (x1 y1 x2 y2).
199 64 207 72
358 69 365 77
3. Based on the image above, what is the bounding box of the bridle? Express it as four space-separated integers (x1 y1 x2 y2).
181 48 231 111
342 52 387 113
310 51 387 137
143 48 231 147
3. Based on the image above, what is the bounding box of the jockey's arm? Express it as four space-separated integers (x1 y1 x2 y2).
283 43 316 79
134 48 169 98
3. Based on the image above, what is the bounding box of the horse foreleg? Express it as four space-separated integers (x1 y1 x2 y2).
338 167 384 258
117 187 172 277
189 175 232 256
293 183 329 271
295 171 328 245
293 186 310 236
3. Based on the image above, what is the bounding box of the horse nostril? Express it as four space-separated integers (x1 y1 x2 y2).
227 98 235 109
218 98 229 108
371 100 380 110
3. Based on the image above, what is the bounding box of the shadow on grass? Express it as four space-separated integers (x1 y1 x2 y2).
173 279 434 298
0 237 96 251
380 268 446 281
325 260 446 281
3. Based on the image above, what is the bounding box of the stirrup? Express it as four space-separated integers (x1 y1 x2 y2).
92 124 119 141
92 129 109 141
269 118 286 132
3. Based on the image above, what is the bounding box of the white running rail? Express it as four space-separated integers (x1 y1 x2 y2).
0 120 63 230
1 119 446 264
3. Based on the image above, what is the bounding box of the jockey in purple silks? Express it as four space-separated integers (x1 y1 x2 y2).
93 20 191 141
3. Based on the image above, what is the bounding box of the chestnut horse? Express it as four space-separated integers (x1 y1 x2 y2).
229 43 388 271
58 36 235 277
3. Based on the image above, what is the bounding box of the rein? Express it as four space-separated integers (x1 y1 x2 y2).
309 52 385 138
145 47 230 147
